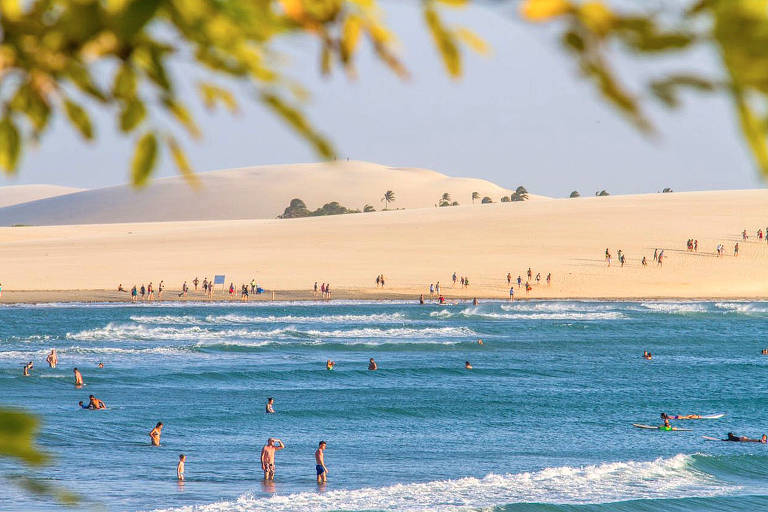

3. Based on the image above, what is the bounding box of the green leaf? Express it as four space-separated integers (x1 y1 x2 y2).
112 65 137 100
261 93 334 159
198 83 238 113
165 135 199 187
0 117 21 172
131 131 158 187
734 93 768 178
115 0 163 40
63 99 94 140
0 409 49 466
163 97 200 138
119 99 146 132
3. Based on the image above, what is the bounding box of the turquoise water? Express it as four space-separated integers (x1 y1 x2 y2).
1 300 768 511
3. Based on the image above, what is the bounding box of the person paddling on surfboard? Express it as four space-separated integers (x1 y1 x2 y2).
723 432 767 443
662 412 702 420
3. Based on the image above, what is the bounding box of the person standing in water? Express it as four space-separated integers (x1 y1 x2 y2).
46 349 57 368
149 422 163 446
368 358 378 370
73 367 84 386
315 441 328 483
260 438 285 480
177 454 186 481
266 397 275 414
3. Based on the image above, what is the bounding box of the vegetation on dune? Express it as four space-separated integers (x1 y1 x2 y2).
278 198 361 218
569 190 581 198
381 190 396 210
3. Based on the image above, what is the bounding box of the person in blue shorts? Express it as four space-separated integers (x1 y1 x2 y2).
315 441 327 483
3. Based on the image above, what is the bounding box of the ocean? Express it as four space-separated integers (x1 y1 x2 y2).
1 299 768 511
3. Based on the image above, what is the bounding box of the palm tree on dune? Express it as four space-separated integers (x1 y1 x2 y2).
381 190 395 209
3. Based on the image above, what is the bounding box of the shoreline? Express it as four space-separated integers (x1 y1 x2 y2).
0 289 766 304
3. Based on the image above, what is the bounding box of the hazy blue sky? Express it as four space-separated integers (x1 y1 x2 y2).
0 3 761 197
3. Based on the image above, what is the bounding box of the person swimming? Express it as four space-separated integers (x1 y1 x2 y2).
465 361 472 369
326 359 335 370
78 401 90 409
266 397 275 414
88 395 107 409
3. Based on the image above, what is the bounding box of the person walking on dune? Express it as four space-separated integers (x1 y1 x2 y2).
261 438 285 480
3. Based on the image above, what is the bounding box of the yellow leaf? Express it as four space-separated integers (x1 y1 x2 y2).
63 99 94 140
734 94 768 178
131 131 158 187
279 0 303 20
166 135 199 188
341 14 362 61
520 0 571 22
163 97 200 138
0 117 21 172
579 1 613 35
455 28 489 55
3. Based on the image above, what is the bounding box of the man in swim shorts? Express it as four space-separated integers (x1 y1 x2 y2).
73 367 84 386
315 441 327 483
261 438 285 480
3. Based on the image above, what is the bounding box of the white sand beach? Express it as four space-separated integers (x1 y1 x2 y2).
0 162 765 300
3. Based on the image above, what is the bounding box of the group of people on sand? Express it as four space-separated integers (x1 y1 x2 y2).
742 228 768 242
450 272 471 288
375 274 386 287
313 282 332 299
123 277 263 302
126 281 164 302
503 269 551 299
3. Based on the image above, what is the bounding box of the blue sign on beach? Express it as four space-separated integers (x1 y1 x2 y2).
213 275 225 285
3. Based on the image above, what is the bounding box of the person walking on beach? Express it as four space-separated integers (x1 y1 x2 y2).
266 397 275 414
368 358 378 370
73 367 84 386
452 272 457 287
509 286 514 300
527 268 532 280
429 283 434 296
734 242 740 256
261 438 285 480
546 273 551 285
158 281 165 298
315 441 328 483
517 275 522 287
131 285 138 302
193 277 199 291
177 454 186 481
149 422 163 446
314 282 318 297
46 349 57 368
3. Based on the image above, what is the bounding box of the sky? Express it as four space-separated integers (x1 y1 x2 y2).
0 3 762 198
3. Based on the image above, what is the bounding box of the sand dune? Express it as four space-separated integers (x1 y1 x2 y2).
0 161 533 226
0 188 766 298
0 184 82 209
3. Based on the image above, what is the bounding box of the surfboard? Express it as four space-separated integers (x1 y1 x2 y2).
633 424 693 431
702 436 722 441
